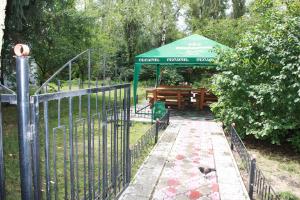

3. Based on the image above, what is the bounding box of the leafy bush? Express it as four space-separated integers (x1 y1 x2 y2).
160 68 184 86
192 77 213 89
288 133 300 153
211 14 300 151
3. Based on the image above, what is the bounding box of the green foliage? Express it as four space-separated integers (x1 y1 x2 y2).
195 17 257 47
288 134 300 153
286 0 300 16
279 191 300 200
160 68 184 85
211 14 300 151
30 9 95 85
1 0 182 84
192 77 212 89
232 0 246 18
181 0 228 31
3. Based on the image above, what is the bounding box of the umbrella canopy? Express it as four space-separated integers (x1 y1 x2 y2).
135 34 228 65
133 34 229 112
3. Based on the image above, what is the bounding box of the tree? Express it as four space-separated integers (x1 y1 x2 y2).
195 17 257 47
182 0 228 31
1 0 95 85
1 0 183 84
0 0 7 84
211 14 300 151
232 0 246 18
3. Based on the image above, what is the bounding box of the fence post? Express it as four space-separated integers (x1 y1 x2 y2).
15 44 33 200
248 157 256 200
167 110 170 125
155 120 159 144
230 123 235 150
127 149 132 183
0 92 5 200
126 86 131 184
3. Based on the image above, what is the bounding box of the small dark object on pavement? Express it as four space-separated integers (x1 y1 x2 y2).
199 167 216 175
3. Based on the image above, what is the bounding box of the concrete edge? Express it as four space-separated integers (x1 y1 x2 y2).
217 122 250 200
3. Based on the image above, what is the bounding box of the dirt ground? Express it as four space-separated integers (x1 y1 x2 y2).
245 140 300 198
230 136 300 199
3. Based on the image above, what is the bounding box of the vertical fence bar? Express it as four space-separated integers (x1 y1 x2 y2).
230 124 234 150
52 129 58 200
122 88 127 187
113 88 118 195
0 103 5 200
155 120 159 144
43 98 51 200
248 157 256 199
31 96 41 200
74 123 79 200
167 110 170 125
87 93 93 200
69 97 75 200
82 120 87 200
102 90 108 199
126 86 131 183
87 48 93 200
16 55 33 200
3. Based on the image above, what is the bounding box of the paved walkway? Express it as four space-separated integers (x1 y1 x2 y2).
119 110 249 200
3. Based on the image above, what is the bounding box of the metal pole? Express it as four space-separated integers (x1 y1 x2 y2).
0 104 5 199
126 86 131 183
16 48 32 200
248 158 256 199
155 120 159 144
167 110 170 125
31 96 41 200
230 123 235 150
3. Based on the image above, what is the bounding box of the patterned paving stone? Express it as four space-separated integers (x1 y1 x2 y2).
119 110 249 200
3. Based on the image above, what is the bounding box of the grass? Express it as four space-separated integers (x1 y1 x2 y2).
130 122 156 176
1 82 154 200
279 192 300 200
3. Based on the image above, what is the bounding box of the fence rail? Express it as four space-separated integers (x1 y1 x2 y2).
230 124 280 200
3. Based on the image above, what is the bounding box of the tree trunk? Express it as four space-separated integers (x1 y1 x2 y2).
232 0 245 18
0 0 7 85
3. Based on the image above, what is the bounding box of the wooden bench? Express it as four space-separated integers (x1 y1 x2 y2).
146 86 191 109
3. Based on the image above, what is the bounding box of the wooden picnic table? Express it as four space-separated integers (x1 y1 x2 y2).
146 86 217 110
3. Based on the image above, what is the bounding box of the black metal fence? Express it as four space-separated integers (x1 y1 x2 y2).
230 124 280 200
0 46 131 200
130 111 169 167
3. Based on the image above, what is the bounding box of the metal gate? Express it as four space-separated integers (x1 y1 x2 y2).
0 46 131 200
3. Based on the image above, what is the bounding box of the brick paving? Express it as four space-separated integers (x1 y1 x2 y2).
119 110 249 200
